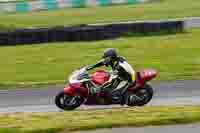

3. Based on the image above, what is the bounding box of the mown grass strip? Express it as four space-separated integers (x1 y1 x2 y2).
1 106 200 133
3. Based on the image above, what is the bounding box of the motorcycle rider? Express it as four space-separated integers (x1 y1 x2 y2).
86 48 140 104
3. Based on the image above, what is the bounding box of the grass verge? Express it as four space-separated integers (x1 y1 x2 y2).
0 0 200 29
0 29 200 87
1 106 200 133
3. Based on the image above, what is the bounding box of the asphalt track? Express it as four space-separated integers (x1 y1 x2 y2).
73 123 200 133
0 80 200 113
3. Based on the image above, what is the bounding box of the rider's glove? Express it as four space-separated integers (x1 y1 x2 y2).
86 65 93 71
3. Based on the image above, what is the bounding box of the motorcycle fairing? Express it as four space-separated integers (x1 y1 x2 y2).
129 69 158 90
92 70 110 85
64 83 89 97
138 69 158 82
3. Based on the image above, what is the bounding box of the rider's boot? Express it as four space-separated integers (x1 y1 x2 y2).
126 94 143 106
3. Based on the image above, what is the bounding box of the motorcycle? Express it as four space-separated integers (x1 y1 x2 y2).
55 66 158 110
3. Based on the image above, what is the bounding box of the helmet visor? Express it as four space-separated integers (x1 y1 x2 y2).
104 57 111 65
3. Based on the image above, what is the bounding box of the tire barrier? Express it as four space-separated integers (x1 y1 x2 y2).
0 0 148 13
0 20 184 45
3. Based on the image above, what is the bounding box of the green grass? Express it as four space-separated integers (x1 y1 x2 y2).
1 106 200 133
0 0 200 30
0 29 200 87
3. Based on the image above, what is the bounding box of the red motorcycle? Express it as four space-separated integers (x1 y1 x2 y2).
55 67 158 110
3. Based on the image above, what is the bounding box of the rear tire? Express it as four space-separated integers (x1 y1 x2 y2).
127 84 154 106
136 84 154 106
55 91 84 111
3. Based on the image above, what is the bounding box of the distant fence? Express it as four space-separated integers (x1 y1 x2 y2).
0 0 148 13
0 20 184 45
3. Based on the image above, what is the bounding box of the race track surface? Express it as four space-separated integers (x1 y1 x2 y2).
73 123 200 133
0 80 200 113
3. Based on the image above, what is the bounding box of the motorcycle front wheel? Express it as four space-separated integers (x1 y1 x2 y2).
55 91 84 111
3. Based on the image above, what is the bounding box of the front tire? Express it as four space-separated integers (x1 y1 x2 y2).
55 91 84 110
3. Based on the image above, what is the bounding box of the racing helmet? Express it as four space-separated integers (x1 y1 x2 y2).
102 48 118 59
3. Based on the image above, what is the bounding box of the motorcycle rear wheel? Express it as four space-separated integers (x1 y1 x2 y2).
55 91 84 110
127 84 154 106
